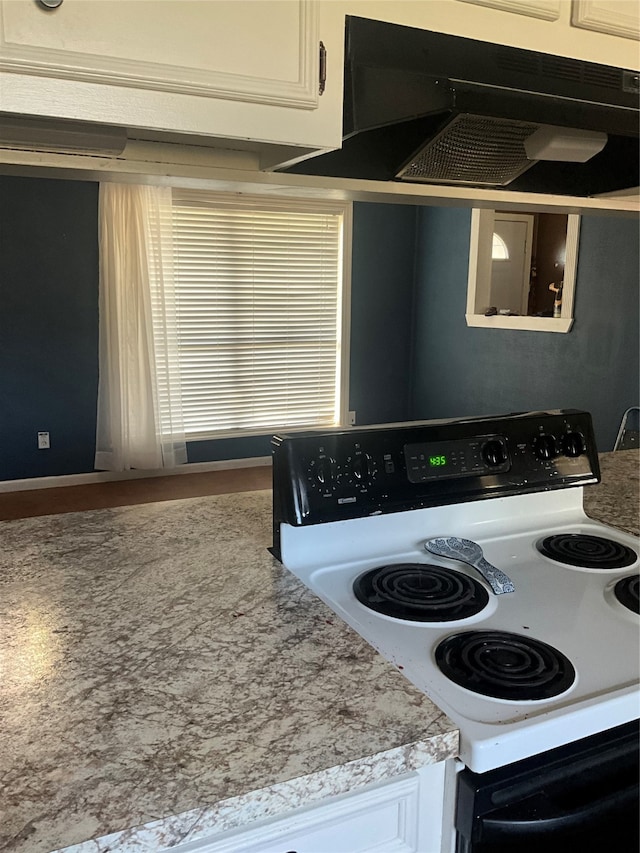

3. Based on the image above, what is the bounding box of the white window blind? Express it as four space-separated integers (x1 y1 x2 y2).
167 189 348 438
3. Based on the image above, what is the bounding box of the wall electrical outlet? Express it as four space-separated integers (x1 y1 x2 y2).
348 411 356 425
37 431 50 449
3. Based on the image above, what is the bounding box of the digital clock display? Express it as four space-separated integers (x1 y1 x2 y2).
429 455 447 467
405 434 510 484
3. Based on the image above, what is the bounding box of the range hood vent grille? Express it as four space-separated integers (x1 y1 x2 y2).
397 114 540 187
581 65 623 89
495 48 623 89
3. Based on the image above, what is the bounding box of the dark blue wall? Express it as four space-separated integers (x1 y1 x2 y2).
349 202 417 425
410 207 640 451
0 176 99 480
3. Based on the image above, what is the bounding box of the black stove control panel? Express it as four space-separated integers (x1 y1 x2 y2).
270 410 600 548
404 434 510 482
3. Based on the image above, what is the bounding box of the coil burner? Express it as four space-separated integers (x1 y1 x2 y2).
435 630 576 701
537 534 637 569
353 564 489 622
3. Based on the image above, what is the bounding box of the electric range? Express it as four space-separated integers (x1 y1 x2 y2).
270 410 639 775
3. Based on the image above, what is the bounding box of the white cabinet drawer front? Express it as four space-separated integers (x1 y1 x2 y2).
0 0 319 108
168 766 447 853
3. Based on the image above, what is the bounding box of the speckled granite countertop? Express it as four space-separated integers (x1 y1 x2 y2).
0 490 458 853
584 450 639 536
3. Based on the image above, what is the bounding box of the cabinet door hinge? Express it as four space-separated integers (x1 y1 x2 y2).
319 41 327 96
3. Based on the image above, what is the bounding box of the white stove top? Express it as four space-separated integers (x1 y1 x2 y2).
271 411 639 773
279 490 639 772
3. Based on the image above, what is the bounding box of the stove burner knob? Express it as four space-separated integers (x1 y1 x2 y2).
351 452 372 481
340 452 376 486
482 439 507 467
561 431 585 458
533 434 558 460
310 456 336 489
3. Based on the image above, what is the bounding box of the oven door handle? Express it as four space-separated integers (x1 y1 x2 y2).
481 782 639 839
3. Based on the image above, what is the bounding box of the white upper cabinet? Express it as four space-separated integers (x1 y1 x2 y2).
0 0 344 155
343 0 639 67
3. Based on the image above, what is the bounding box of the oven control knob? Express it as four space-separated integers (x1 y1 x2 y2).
343 452 375 486
352 452 373 482
561 431 585 458
309 456 336 490
482 439 507 467
533 434 558 460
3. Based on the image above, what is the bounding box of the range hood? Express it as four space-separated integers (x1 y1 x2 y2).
287 16 640 197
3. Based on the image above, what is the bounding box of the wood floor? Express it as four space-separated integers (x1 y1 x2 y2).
0 466 272 521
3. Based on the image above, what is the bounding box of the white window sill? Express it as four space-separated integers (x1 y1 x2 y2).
465 313 574 333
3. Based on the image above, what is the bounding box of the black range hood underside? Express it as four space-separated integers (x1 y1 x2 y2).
286 17 639 197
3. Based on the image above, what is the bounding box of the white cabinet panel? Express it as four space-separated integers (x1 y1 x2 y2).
165 764 447 853
571 0 640 40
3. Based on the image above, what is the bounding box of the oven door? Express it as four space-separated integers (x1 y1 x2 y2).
455 721 639 853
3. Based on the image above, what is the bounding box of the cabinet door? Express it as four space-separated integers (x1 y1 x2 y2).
571 0 640 40
0 0 343 152
0 0 318 108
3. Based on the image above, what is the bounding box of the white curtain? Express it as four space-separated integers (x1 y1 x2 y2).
95 183 187 471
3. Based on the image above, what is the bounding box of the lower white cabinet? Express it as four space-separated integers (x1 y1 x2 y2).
168 763 448 853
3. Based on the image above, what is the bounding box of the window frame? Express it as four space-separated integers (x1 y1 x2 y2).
466 208 580 333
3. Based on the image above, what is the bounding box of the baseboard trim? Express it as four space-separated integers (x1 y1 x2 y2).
0 457 272 494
